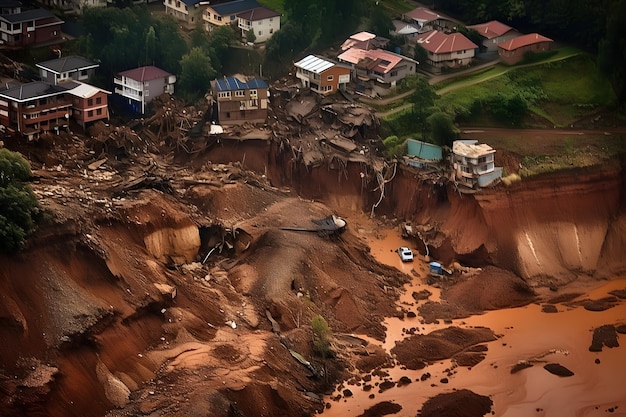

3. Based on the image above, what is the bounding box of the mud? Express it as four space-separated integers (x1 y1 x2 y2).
0 86 625 417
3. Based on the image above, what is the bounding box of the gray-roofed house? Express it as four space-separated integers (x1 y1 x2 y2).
210 76 268 125
113 65 176 114
36 55 99 85
0 0 22 15
0 8 63 47
163 0 205 26
203 0 259 30
0 81 72 139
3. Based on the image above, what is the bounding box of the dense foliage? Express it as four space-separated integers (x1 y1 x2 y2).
0 149 40 254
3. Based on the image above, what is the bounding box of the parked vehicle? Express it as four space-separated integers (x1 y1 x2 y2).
397 246 414 262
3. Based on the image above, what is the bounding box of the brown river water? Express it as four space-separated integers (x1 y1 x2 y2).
321 228 626 417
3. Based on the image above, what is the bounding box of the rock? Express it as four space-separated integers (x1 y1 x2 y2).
543 363 574 377
154 283 177 300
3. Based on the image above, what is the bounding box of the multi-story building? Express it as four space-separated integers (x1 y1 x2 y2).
294 55 351 96
337 47 417 87
0 80 110 138
113 66 176 114
0 0 21 15
0 81 72 139
0 8 63 47
61 81 110 129
36 55 99 85
452 140 503 189
236 6 280 43
211 76 268 125
409 30 477 73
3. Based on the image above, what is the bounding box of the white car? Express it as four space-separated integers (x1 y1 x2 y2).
397 246 414 262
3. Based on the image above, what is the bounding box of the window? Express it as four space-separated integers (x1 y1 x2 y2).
391 70 397 77
96 108 102 115
239 100 246 110
327 75 333 81
235 90 245 97
258 30 262 36
52 30 57 36
249 99 258 107
87 98 93 106
270 18 273 22
218 91 231 98
96 97 101 105
249 89 257 97
461 165 471 173
79 70 88 78
176 1 180 7
270 28 273 34
258 21 262 25
226 112 230 118
478 156 487 163
87 110 93 117
230 15 235 21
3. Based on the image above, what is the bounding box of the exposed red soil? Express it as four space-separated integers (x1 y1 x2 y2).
0 89 625 417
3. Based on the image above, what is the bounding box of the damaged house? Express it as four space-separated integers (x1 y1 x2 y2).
451 140 503 189
210 76 268 125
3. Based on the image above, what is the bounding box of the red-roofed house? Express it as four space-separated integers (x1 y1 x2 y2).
337 48 417 87
498 33 553 65
467 20 520 53
340 31 389 51
113 66 176 114
237 6 280 43
410 30 478 72
401 7 455 33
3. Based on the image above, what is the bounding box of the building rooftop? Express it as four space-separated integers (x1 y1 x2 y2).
0 8 62 23
412 30 478 53
453 140 495 158
236 6 280 21
210 0 259 16
498 33 553 51
0 81 67 102
467 20 515 39
403 7 440 23
118 66 173 82
294 55 336 74
59 81 110 98
36 56 98 74
213 76 268 91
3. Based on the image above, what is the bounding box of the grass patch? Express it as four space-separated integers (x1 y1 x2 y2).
257 0 284 13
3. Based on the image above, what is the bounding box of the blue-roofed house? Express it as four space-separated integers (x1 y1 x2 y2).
210 76 268 125
203 0 259 30
163 0 204 26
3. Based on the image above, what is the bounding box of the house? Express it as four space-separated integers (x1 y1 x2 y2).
210 76 268 125
337 47 417 87
294 55 351 96
36 55 99 85
237 6 280 43
391 20 419 40
404 139 442 169
113 66 176 114
0 81 72 140
409 30 477 73
60 81 110 129
451 140 502 189
498 33 554 65
0 8 63 47
0 0 21 15
340 31 388 51
467 20 519 54
163 0 205 26
203 0 259 30
401 7 454 33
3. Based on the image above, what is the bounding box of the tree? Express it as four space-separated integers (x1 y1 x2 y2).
408 76 438 139
206 25 236 73
179 47 216 102
144 26 157 66
382 135 407 158
598 0 626 105
414 44 428 67
427 112 458 147
245 28 257 44
368 6 393 37
0 149 40 254
311 314 332 382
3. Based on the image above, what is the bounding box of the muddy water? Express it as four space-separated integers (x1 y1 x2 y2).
322 227 626 417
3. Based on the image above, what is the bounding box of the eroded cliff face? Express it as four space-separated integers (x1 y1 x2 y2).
265 144 626 285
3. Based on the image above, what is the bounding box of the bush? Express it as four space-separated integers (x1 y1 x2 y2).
0 149 40 253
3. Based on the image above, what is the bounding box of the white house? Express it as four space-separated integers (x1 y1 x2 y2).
452 140 503 189
237 6 280 43
163 0 204 26
113 66 175 114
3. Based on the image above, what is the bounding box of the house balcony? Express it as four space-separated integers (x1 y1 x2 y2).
114 77 142 90
238 21 251 31
114 88 142 100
